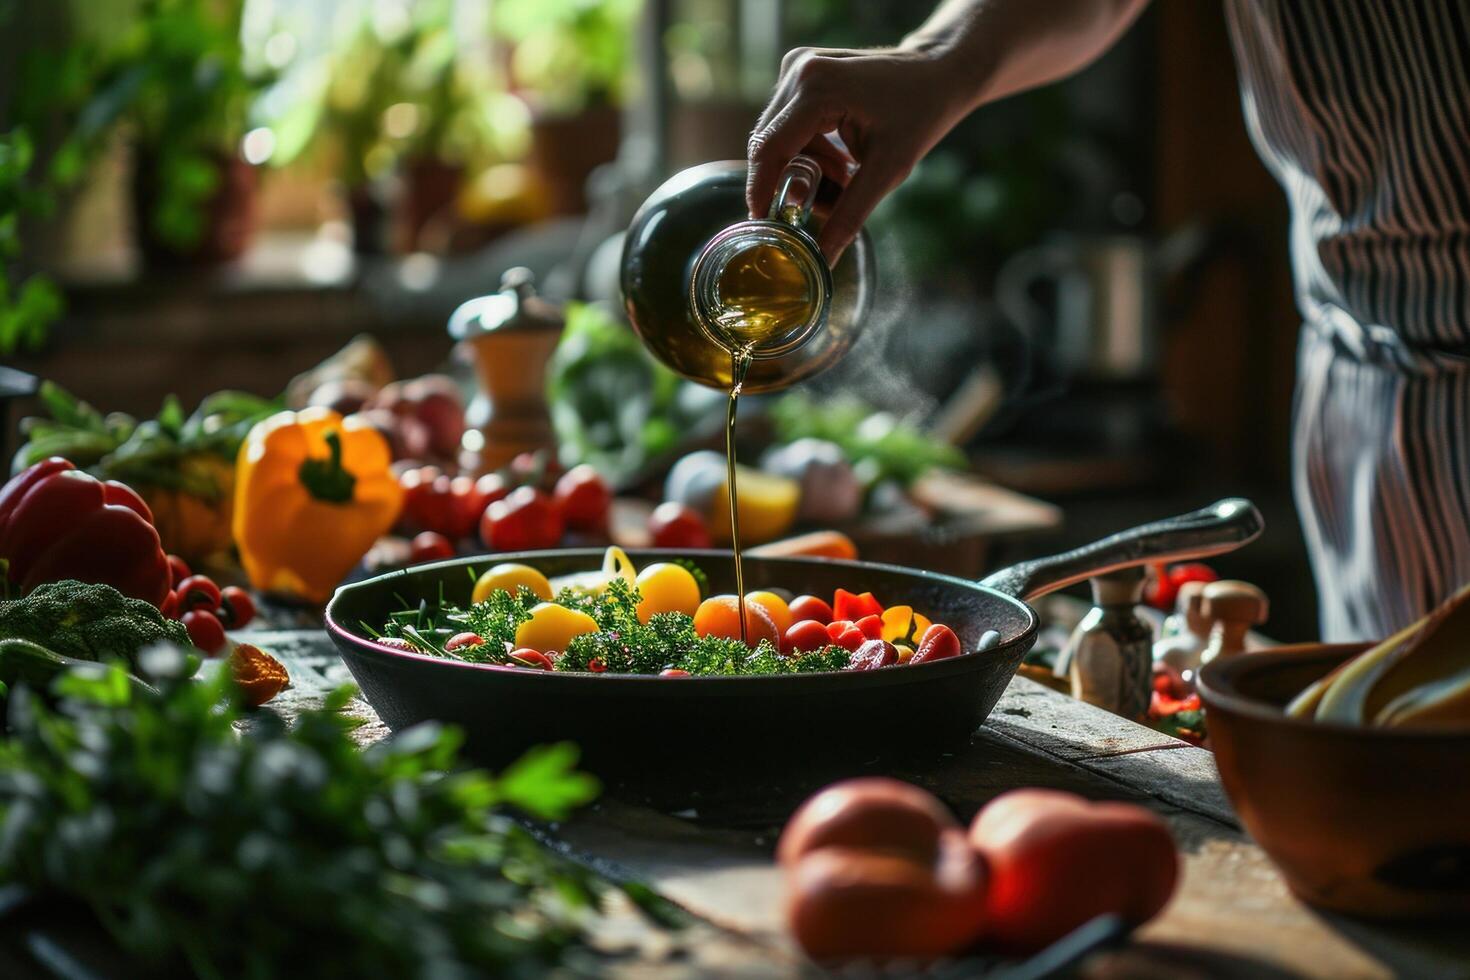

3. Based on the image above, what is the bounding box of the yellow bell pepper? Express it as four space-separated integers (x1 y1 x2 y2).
233 408 402 603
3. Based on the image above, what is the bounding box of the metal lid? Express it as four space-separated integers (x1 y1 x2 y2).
448 267 563 341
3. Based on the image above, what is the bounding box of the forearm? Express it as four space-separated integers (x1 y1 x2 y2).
902 0 1152 115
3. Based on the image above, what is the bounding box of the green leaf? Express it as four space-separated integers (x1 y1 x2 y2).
495 742 600 821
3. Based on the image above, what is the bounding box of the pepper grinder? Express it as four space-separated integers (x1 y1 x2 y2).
1055 566 1154 721
1198 580 1269 665
1154 580 1210 675
448 267 564 473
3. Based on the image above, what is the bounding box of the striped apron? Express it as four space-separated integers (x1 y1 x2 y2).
1226 0 1470 641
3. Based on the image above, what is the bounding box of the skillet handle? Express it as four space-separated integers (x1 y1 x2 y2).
980 498 1263 602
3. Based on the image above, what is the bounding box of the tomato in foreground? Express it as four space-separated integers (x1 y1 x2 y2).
968 788 1178 953
779 778 987 961
693 595 779 649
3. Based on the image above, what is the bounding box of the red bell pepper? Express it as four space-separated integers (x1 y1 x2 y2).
833 588 883 622
0 457 171 606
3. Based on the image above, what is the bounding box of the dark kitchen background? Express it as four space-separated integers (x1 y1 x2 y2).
0 0 1312 638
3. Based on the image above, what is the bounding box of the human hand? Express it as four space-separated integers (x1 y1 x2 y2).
747 45 969 266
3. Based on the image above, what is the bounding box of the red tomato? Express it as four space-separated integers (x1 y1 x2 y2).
159 590 180 620
910 624 962 664
848 639 898 670
446 631 485 652
648 501 711 549
480 486 564 551
833 589 883 622
786 833 989 962
788 595 834 625
176 575 222 614
968 789 1178 953
854 614 883 641
509 450 561 489
553 464 612 531
825 621 867 652
166 555 191 588
784 619 833 654
218 586 256 628
777 778 958 867
409 531 455 563
182 609 227 654
398 467 489 540
1145 561 1219 611
475 471 512 507
509 648 554 670
778 781 987 963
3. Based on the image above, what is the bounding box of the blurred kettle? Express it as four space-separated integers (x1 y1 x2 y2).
996 228 1207 382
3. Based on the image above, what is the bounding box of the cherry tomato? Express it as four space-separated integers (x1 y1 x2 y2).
480 486 564 551
182 609 227 654
159 590 180 620
693 595 779 649
445 632 485 652
635 563 702 622
218 586 256 628
833 589 883 622
854 614 884 641
788 595 834 625
848 639 898 670
744 590 793 634
587 657 607 673
176 575 222 614
648 501 712 549
396 464 444 533
509 648 555 670
476 471 512 506
660 668 691 677
826 621 868 652
510 450 561 489
410 531 455 564
167 555 191 588
398 467 487 539
553 464 612 532
784 619 832 654
472 563 554 604
911 624 962 664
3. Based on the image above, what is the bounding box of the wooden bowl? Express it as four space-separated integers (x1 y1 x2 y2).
1198 643 1470 920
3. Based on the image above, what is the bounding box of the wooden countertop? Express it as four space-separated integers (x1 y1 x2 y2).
249 630 1470 979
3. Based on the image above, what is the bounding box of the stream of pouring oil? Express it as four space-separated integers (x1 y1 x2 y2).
710 243 816 646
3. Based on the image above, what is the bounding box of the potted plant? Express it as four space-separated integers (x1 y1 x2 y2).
493 0 638 215
265 0 527 254
108 0 271 269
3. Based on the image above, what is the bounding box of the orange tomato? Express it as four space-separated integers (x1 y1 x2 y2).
693 595 780 649
744 590 793 634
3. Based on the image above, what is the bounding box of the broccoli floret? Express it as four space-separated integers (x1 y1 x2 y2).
0 581 192 668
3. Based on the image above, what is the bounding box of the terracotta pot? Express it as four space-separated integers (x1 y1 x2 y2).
132 148 258 269
1199 644 1470 920
526 104 620 215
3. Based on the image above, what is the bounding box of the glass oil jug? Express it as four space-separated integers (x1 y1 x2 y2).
621 156 875 393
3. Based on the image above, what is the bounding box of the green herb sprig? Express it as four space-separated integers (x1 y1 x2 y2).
0 650 614 977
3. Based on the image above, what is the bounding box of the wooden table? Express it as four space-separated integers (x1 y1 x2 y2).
250 630 1470 979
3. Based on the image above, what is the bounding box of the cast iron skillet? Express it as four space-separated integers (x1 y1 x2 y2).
326 499 1261 781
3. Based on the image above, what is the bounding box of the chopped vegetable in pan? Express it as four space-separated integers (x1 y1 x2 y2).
369 548 968 677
